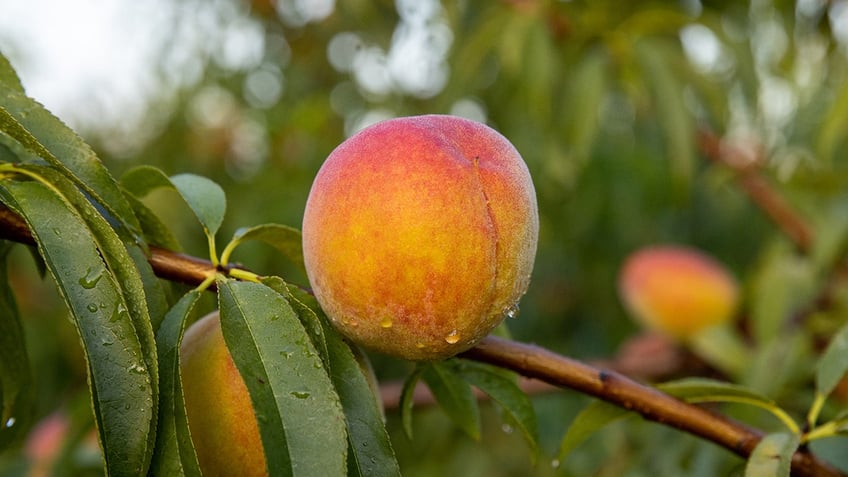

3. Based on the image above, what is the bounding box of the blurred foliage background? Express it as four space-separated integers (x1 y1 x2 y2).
3 0 848 475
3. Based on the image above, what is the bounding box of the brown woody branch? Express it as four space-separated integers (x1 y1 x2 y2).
381 331 701 408
462 338 838 477
0 203 841 477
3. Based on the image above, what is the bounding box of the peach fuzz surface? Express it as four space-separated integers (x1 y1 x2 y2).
618 245 739 340
302 115 538 360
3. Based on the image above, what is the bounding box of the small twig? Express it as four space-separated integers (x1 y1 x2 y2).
0 202 842 477
698 129 814 252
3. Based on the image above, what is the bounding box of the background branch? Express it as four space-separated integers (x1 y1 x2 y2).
698 129 814 252
0 203 841 477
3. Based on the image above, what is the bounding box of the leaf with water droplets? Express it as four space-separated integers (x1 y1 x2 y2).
421 361 481 440
218 278 347 477
264 276 399 475
324 321 401 477
260 276 329 367
0 180 155 475
78 266 103 289
0 91 142 241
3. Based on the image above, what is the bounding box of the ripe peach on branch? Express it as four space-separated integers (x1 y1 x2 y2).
302 115 539 360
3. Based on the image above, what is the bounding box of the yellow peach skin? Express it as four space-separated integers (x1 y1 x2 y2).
302 115 539 360
180 311 267 477
618 245 739 340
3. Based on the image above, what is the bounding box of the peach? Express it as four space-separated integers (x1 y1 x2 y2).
618 245 739 340
302 115 538 360
180 311 267 477
24 412 100 477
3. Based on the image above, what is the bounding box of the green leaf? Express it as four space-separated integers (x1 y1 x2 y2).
260 277 328 366
817 80 848 164
324 324 400 477
421 361 481 440
0 128 40 164
816 319 848 397
169 174 226 236
744 333 811 399
150 291 203 477
0 95 141 239
687 325 750 379
452 360 539 459
749 243 817 344
0 53 24 93
0 241 32 450
120 165 177 197
399 367 424 440
635 38 696 193
448 7 511 94
121 166 225 237
13 163 161 460
224 224 304 272
556 400 631 464
0 180 154 476
659 377 772 401
521 22 555 122
658 378 799 433
127 243 170 333
744 432 800 477
123 191 182 252
217 278 347 477
562 48 608 166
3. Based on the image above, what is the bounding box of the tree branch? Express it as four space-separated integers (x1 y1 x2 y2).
461 337 838 477
0 203 842 477
382 332 700 408
698 129 814 252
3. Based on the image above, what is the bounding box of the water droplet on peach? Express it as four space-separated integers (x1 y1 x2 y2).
503 304 520 319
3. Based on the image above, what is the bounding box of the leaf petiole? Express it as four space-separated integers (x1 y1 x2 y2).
207 233 219 267
806 392 827 429
685 395 800 435
218 236 240 267
193 273 218 293
228 268 262 283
